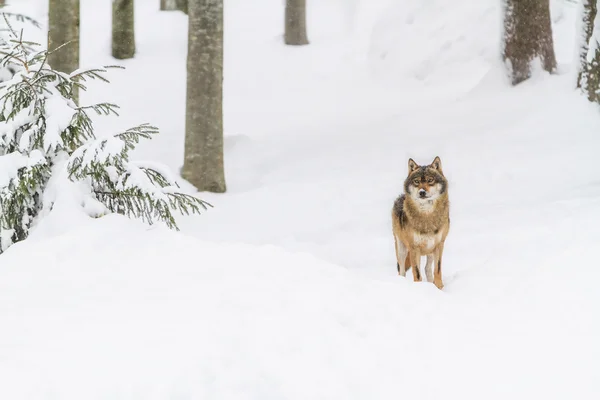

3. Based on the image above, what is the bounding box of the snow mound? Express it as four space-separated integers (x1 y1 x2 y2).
366 0 577 89
367 0 501 88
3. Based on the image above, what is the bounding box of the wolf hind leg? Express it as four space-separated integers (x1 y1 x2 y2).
397 253 413 275
424 254 434 282
409 250 422 282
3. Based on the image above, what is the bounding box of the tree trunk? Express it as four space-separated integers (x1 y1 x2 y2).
176 0 187 14
502 0 556 85
161 0 185 12
48 0 80 104
578 0 600 102
112 0 135 60
285 0 309 45
160 0 177 10
182 0 226 193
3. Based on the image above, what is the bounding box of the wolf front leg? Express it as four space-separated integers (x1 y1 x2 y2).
410 249 422 282
424 254 434 283
394 236 407 276
433 242 445 290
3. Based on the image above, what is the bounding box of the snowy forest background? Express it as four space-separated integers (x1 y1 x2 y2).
0 0 598 399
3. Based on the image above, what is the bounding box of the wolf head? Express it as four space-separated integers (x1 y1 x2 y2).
404 157 447 202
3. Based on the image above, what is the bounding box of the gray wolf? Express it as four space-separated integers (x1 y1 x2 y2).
391 157 450 289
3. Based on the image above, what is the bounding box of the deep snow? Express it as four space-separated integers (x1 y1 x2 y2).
0 0 599 399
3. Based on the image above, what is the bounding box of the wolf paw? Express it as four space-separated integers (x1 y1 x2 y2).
434 280 444 290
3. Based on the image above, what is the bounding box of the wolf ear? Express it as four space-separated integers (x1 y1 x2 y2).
408 158 419 173
430 156 443 173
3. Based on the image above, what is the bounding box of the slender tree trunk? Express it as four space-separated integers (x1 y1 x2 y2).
48 0 80 103
112 0 135 60
182 0 226 193
502 0 556 85
285 0 309 45
578 0 600 102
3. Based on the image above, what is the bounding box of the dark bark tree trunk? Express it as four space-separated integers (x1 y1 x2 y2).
285 0 309 45
502 0 556 85
48 0 80 104
182 0 226 193
112 0 135 60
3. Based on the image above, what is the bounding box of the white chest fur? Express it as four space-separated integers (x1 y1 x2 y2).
415 199 435 213
412 231 441 254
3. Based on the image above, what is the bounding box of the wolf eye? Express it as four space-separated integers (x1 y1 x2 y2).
426 177 435 184
413 179 420 185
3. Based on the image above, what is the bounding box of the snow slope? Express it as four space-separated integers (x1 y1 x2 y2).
0 215 596 399
0 0 599 398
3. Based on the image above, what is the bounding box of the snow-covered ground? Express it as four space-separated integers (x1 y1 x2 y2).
0 0 599 398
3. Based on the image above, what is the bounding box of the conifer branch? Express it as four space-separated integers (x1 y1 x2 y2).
0 20 212 252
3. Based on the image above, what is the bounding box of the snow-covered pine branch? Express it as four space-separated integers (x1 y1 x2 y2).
0 13 41 83
0 21 211 253
578 0 600 102
67 125 211 230
0 150 47 250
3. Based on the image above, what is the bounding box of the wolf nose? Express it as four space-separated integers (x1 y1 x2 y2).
419 189 427 198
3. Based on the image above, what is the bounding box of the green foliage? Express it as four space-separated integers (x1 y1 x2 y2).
0 16 211 253
67 124 211 230
0 152 48 250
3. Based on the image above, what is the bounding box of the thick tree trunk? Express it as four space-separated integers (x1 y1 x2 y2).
578 0 600 102
112 0 135 60
48 0 80 103
160 0 186 13
285 0 309 45
182 0 226 193
176 0 187 14
502 0 556 85
160 0 177 10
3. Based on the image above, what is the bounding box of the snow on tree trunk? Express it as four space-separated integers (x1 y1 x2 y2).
577 0 600 103
112 0 135 59
48 0 80 104
182 0 226 193
285 0 309 45
502 0 556 85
